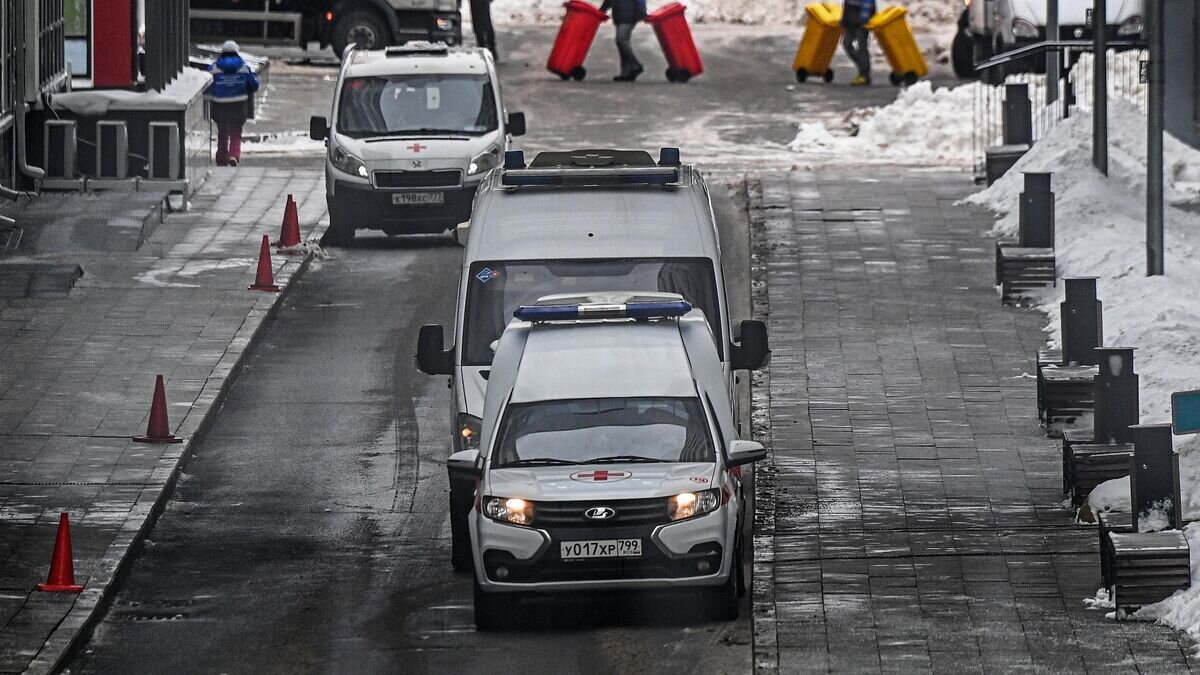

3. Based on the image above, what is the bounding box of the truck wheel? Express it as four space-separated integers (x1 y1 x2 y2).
474 579 518 630
323 207 356 247
951 29 975 78
449 482 474 572
332 10 390 55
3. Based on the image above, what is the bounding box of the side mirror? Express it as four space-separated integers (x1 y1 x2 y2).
447 449 483 479
507 112 526 137
309 115 329 141
416 324 454 375
730 319 770 370
727 439 767 467
452 221 470 247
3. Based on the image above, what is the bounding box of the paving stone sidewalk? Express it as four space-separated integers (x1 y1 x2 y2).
0 167 327 674
749 170 1193 673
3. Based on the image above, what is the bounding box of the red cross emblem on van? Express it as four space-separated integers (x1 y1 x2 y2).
570 470 631 482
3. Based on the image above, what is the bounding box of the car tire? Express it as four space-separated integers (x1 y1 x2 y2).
706 562 739 621
332 10 391 56
323 207 356 247
474 578 517 630
450 482 474 573
951 30 975 79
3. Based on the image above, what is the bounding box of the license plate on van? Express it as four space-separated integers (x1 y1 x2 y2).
393 192 444 205
561 539 642 560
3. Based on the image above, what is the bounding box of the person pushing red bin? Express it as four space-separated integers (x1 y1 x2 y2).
545 1 702 83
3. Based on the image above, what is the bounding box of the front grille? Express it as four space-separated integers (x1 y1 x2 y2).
534 497 671 528
373 169 462 189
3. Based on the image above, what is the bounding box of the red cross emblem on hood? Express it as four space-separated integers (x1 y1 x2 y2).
407 143 427 153
570 470 631 482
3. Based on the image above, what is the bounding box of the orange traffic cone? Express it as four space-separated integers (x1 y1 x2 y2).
249 235 281 292
37 513 84 593
134 374 183 444
276 194 302 250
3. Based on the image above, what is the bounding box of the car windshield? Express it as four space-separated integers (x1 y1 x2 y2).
493 397 715 467
463 258 721 366
336 74 498 138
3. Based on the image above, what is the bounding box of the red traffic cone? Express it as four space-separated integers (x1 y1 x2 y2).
276 194 302 250
134 374 183 444
37 513 84 593
249 235 282 292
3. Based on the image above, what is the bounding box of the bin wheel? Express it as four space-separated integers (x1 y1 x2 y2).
903 72 919 86
675 69 691 83
795 68 808 83
822 70 834 83
557 72 570 81
666 68 678 82
571 66 586 81
888 72 901 86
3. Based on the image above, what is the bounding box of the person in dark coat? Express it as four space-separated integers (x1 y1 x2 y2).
209 40 260 167
600 0 645 81
841 0 876 85
470 0 497 58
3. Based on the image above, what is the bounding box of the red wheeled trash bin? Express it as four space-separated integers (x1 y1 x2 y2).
646 2 703 83
546 1 609 81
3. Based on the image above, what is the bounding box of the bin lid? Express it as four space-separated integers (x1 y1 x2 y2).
646 2 687 21
564 0 609 19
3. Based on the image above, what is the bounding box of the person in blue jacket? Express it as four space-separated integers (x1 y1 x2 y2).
841 0 876 85
209 41 260 166
600 0 646 81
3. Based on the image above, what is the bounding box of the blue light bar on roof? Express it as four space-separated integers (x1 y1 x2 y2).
514 300 693 322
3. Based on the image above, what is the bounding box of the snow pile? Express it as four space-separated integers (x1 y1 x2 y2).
1083 475 1130 520
964 95 1200 643
490 0 961 27
787 80 979 165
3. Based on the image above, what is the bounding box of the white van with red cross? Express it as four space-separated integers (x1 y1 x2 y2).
444 293 767 629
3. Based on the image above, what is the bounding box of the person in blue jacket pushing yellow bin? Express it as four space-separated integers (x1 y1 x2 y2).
841 0 876 85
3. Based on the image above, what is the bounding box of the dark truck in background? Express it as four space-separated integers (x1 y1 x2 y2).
190 0 463 56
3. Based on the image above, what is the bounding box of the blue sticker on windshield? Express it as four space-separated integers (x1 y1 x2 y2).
475 268 500 283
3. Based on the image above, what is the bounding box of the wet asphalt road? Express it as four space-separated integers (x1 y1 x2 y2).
64 23 949 673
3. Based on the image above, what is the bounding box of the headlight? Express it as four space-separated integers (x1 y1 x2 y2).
1117 15 1143 36
483 496 533 526
331 145 368 179
467 147 501 176
668 489 721 521
456 413 482 452
1011 18 1039 39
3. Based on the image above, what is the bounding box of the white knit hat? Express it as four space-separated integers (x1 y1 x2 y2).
221 40 239 54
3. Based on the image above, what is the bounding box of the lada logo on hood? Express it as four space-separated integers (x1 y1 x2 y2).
570 470 631 482
584 506 616 520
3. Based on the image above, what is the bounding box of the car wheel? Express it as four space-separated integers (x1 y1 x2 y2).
323 207 355 247
705 563 739 621
474 578 518 630
951 30 975 78
450 482 474 573
332 10 390 56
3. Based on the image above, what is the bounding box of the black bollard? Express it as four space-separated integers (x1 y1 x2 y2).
1061 277 1103 366
1019 172 1055 248
1093 347 1139 444
1130 423 1182 532
1003 84 1034 146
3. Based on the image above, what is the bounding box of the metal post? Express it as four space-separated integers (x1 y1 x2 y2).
1061 277 1103 366
1147 0 1165 276
1047 0 1060 108
1092 0 1108 175
1092 347 1139 444
1130 423 1182 531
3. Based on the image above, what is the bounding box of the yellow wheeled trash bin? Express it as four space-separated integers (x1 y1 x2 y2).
792 3 842 83
867 6 928 86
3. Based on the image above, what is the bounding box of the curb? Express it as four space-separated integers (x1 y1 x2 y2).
25 222 329 675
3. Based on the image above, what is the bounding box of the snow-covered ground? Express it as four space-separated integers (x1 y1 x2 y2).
490 0 961 28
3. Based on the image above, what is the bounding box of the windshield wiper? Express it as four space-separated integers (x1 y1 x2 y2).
497 458 581 468
584 455 667 464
